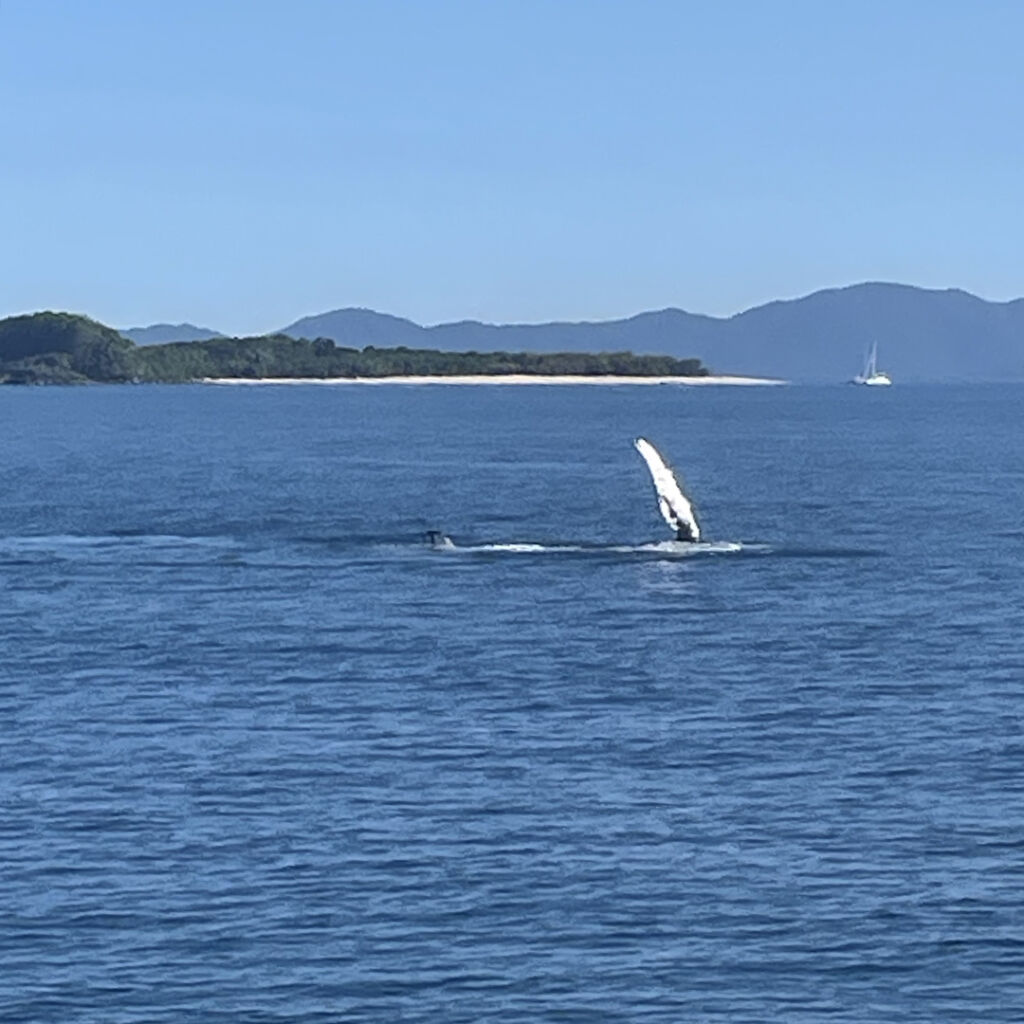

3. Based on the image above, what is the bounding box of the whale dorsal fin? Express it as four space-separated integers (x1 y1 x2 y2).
634 437 701 542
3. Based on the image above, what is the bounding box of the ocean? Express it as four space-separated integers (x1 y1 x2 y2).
2 382 1022 1022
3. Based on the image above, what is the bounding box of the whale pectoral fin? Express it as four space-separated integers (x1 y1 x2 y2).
636 437 702 543
657 496 678 531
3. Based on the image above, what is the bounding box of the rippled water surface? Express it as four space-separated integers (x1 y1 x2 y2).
2 383 1023 1022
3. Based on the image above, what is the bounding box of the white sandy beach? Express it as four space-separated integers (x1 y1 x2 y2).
200 374 787 387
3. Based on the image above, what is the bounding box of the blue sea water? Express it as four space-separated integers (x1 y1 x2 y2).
1 382 1023 1023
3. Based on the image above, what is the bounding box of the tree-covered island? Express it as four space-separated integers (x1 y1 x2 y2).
0 312 709 384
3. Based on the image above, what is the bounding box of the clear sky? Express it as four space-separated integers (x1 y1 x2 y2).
1 0 1021 333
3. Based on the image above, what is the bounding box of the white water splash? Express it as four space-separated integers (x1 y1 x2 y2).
430 539 755 557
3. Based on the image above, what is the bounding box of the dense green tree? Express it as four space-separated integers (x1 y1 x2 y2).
1 312 709 384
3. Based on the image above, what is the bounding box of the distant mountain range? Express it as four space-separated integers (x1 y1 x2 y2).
121 323 224 345
121 283 1024 381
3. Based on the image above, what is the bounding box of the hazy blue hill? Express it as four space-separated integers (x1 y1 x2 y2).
423 309 723 356
278 284 1024 381
121 323 225 344
278 307 720 359
280 308 424 349
717 283 1024 381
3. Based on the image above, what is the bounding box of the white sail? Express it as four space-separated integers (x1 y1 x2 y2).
852 342 892 386
633 437 701 542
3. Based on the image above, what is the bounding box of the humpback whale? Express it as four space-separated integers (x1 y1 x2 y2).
633 437 701 542
423 440 702 550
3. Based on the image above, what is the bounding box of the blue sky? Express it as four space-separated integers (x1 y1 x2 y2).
1 0 1021 333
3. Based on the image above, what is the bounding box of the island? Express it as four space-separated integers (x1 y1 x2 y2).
0 312 713 384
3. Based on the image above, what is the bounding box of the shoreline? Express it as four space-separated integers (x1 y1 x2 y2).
199 374 787 387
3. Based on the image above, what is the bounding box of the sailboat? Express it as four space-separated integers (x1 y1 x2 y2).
852 342 892 386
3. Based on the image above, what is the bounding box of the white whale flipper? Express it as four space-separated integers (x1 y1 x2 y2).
633 437 701 542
